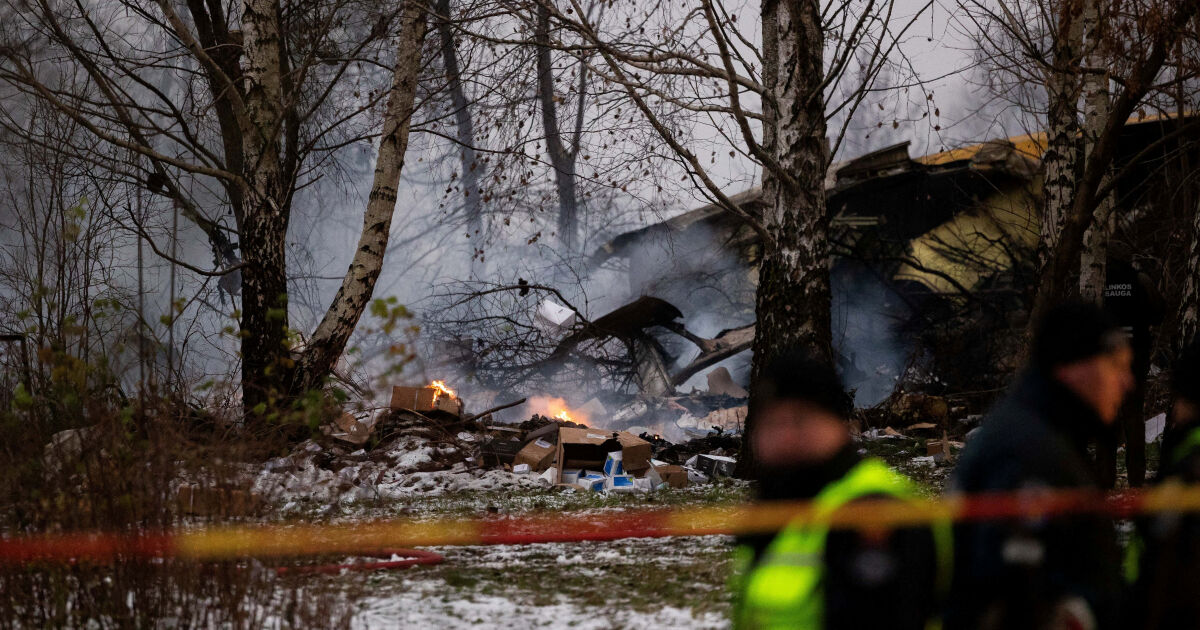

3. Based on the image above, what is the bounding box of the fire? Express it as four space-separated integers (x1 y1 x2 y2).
528 395 589 426
430 380 456 401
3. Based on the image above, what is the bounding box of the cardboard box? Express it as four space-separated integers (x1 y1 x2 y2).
647 463 689 489
695 454 736 478
553 427 652 483
514 437 557 472
389 385 462 416
576 471 605 492
605 474 637 493
331 412 371 446
603 452 624 477
560 469 581 484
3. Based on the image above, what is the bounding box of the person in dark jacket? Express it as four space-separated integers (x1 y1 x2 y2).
732 350 951 630
1125 338 1200 628
946 302 1133 630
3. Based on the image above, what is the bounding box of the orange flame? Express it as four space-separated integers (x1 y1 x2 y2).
528 396 589 426
430 380 456 401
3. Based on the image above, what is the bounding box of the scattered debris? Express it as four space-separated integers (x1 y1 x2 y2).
535 299 577 334
43 425 98 471
891 393 950 427
689 454 736 478
705 367 748 398
390 381 463 416
278 375 752 506
647 461 689 489
514 436 556 471
326 412 372 446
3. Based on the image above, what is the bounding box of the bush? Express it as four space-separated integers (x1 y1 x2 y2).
0 392 362 629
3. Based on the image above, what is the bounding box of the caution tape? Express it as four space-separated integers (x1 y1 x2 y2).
6 483 1200 565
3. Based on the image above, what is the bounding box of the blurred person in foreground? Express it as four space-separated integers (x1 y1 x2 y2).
947 301 1133 630
732 350 951 630
1125 338 1200 628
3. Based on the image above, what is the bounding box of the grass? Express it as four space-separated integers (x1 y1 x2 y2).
296 484 743 627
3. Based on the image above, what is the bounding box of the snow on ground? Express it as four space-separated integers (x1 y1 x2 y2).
350 536 733 630
355 589 726 630
252 437 551 506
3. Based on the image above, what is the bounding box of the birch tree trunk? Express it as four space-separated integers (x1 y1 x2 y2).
751 0 833 372
1038 0 1084 272
739 0 833 477
294 2 429 393
239 0 293 410
1079 0 1112 303
1029 0 1198 332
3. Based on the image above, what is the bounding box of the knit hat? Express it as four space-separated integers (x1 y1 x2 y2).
1032 301 1128 370
753 349 851 419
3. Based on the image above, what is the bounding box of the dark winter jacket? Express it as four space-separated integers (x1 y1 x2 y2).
946 369 1122 630
738 444 942 629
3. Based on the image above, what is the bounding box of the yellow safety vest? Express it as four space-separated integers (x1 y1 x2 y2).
732 458 953 630
1123 425 1200 584
1170 426 1200 468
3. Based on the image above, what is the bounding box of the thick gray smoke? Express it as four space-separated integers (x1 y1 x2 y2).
830 262 915 407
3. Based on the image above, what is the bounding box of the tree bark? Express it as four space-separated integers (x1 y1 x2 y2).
294 1 429 393
535 2 580 253
1180 199 1200 347
1039 0 1084 272
1078 0 1112 304
239 0 293 411
740 0 833 476
184 0 247 233
752 0 833 370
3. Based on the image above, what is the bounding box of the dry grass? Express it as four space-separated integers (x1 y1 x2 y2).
0 393 363 629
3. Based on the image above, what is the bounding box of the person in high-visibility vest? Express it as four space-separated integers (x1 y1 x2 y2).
732 350 952 630
947 302 1131 630
1125 338 1200 628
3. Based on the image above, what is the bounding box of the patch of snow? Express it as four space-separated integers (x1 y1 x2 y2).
353 537 731 629
354 588 724 629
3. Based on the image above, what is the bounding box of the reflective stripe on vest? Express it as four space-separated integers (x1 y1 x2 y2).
736 458 953 630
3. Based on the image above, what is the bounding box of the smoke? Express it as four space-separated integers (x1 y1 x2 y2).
831 261 915 407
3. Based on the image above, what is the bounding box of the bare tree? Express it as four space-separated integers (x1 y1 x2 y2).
433 0 485 273
0 0 432 419
523 0 931 472
1028 0 1198 323
0 103 136 415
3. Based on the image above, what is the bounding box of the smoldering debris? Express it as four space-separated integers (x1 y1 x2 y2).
255 377 749 507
